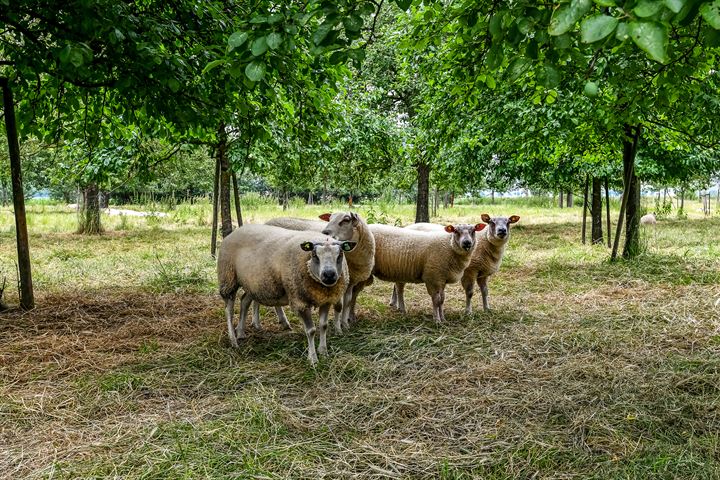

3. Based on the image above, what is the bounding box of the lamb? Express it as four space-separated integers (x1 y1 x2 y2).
640 212 657 225
265 212 376 334
369 222 485 322
406 213 519 313
217 224 355 365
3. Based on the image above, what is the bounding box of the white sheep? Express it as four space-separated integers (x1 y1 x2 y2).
265 212 376 334
640 212 657 225
369 222 485 322
407 213 519 313
217 224 355 365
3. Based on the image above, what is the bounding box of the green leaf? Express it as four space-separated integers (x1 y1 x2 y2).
251 36 268 56
343 14 363 33
700 1 720 29
634 0 663 17
593 0 617 6
245 60 266 82
395 0 412 10
167 78 180 93
313 21 334 45
489 13 504 39
629 21 668 63
663 0 685 14
581 14 619 42
267 32 283 50
202 59 225 74
549 0 592 36
228 32 248 51
249 15 267 24
615 22 630 40
538 65 561 88
584 81 599 96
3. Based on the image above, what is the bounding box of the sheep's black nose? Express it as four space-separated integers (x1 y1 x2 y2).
321 229 332 236
321 270 337 285
462 240 472 250
497 229 507 238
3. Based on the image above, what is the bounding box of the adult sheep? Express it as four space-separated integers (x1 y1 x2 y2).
407 213 520 313
266 212 375 333
369 222 485 322
217 224 356 365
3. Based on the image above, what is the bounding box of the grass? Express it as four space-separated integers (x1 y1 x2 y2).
1 197 719 479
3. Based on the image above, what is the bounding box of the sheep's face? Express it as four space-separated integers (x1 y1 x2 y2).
481 214 520 243
301 240 357 287
444 223 485 252
319 212 359 241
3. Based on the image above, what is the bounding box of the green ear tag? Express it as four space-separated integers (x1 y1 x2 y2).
300 242 314 251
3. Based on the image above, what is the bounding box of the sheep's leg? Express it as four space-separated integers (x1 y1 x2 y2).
462 276 475 316
348 285 361 323
299 308 318 366
340 286 353 330
236 292 253 340
333 301 344 335
426 284 445 323
318 304 330 357
478 276 490 311
390 284 398 308
276 307 291 330
395 283 407 313
223 293 238 348
252 301 262 330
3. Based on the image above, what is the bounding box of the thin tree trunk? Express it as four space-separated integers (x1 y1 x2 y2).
210 155 220 258
582 176 589 244
566 191 574 208
231 170 243 227
612 125 641 260
681 187 685 210
1 77 34 309
79 183 102 235
415 161 430 223
605 177 611 248
432 186 439 217
217 123 233 238
619 124 642 259
591 177 603 245
559 191 564 208
491 189 495 204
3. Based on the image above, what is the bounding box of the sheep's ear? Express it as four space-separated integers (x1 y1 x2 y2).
444 225 455 233
475 223 486 231
350 212 359 226
509 215 520 224
319 213 331 222
340 241 357 252
300 242 315 252
481 213 492 223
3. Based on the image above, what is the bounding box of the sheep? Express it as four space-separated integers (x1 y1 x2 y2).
217 224 355 365
369 222 485 322
640 212 657 225
407 213 519 313
264 212 376 334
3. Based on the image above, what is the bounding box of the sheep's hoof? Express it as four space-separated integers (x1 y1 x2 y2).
349 313 358 324
318 346 328 356
334 326 344 335
308 354 319 367
252 323 262 331
235 328 247 340
280 321 292 330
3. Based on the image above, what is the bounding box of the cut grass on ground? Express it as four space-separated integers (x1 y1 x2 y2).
1 200 719 479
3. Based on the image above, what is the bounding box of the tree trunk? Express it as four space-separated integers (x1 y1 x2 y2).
210 155 220 258
99 190 110 209
612 124 641 260
605 177 611 248
432 186 439 217
559 191 564 208
231 170 243 227
591 177 603 245
491 189 495 204
78 183 103 235
415 161 430 223
217 124 233 238
622 125 642 259
1 77 34 309
307 191 313 205
582 176 589 244
566 191 574 208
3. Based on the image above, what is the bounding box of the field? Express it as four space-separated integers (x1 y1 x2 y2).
1 198 720 479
